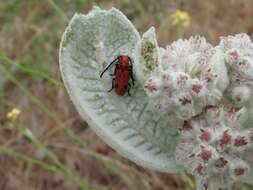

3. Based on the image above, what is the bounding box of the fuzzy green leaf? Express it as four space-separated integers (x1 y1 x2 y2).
59 7 181 172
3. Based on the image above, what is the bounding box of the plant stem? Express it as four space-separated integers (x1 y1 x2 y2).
0 144 106 190
180 171 196 190
0 64 87 148
46 0 68 23
0 145 61 174
0 52 63 87
16 122 104 189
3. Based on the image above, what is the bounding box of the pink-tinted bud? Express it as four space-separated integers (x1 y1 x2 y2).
231 85 251 106
203 180 208 190
196 164 208 176
234 136 248 147
224 108 239 124
144 80 159 93
206 105 220 119
200 130 212 142
204 68 217 83
238 58 247 66
220 130 231 147
192 84 203 94
227 49 240 63
161 72 171 82
197 55 207 66
179 95 191 105
201 148 212 161
181 121 193 132
177 73 189 86
215 157 228 168
144 76 163 95
233 167 245 176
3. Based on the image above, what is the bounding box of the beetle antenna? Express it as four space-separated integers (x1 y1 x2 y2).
100 56 119 78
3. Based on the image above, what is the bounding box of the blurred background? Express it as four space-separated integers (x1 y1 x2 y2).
1 0 253 190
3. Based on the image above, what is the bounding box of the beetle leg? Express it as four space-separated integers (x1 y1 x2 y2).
128 56 133 66
108 78 115 92
131 73 135 86
129 69 135 86
128 57 135 85
127 83 131 96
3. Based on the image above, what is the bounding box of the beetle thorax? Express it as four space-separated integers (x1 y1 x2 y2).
119 55 129 68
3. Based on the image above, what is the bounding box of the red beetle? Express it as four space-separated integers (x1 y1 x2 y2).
100 55 134 96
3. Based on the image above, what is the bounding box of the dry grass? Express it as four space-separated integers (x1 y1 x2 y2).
0 0 253 190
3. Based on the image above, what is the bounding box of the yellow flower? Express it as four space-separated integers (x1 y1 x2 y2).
171 10 190 28
7 108 21 122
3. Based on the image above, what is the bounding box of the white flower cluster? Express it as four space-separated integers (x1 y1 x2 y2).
176 106 253 190
60 8 253 187
220 34 253 107
141 33 253 190
144 36 229 120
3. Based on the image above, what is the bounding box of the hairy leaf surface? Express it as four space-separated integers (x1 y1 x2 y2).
59 7 181 172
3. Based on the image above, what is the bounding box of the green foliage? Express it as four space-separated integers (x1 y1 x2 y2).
1 1 253 190
0 1 142 190
60 7 181 174
141 41 157 71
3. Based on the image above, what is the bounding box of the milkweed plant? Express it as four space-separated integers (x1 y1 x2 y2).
59 7 253 190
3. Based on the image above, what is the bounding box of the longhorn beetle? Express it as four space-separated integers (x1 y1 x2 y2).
100 55 134 96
